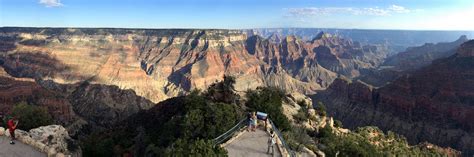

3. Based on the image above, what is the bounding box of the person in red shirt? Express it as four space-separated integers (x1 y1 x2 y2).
7 117 18 145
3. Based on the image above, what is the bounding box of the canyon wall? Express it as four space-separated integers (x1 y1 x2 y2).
0 28 389 103
312 40 474 155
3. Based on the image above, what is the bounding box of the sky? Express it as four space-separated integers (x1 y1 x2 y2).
1 0 473 30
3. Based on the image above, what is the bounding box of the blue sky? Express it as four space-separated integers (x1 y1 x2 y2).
1 0 473 30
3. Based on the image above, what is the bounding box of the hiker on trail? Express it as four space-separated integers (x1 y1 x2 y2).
267 130 276 155
7 117 19 145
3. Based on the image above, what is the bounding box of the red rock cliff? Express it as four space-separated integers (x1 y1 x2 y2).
0 28 389 103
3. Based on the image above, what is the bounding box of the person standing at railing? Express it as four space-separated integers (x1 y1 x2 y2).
247 112 257 132
247 112 252 131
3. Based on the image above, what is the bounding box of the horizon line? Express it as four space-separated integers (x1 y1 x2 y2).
2 26 474 32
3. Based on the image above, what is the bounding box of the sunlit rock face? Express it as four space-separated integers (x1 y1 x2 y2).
0 28 389 103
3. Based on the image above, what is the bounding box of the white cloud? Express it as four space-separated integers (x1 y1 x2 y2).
39 0 63 7
388 5 410 13
286 5 412 17
411 6 474 30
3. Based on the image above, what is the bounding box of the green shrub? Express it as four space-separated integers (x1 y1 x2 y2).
11 102 53 130
318 125 380 157
284 127 312 151
0 116 6 128
203 75 239 104
334 120 343 128
165 139 227 156
317 124 334 139
81 86 242 157
245 87 291 131
293 108 309 123
181 102 242 139
297 102 312 123
315 101 327 116
315 125 447 156
82 133 115 157
297 100 307 108
324 136 380 157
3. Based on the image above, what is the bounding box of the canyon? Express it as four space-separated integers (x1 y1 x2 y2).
1 27 473 156
0 27 391 141
249 28 473 53
0 27 390 103
383 35 468 71
312 40 474 155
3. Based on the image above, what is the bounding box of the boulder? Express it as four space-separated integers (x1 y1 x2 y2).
10 125 81 157
0 127 4 136
29 125 80 156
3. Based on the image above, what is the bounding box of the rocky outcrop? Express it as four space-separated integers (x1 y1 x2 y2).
312 40 474 155
284 92 458 156
0 127 5 136
0 28 389 103
3 125 81 157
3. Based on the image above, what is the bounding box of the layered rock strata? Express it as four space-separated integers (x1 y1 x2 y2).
0 28 389 103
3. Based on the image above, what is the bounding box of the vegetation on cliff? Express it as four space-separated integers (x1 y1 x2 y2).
313 125 448 156
80 75 457 156
245 87 291 131
287 100 459 156
81 76 244 156
11 102 53 131
81 90 242 156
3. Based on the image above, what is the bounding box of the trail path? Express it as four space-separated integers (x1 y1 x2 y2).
224 129 282 157
0 136 46 157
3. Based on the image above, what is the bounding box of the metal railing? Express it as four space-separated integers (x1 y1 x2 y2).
213 117 296 157
269 119 296 157
213 118 247 145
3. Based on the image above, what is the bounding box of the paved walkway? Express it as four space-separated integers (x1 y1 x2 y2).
225 129 282 157
0 136 46 157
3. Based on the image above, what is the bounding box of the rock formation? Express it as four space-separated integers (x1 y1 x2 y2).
3 125 81 157
0 27 389 103
0 68 155 136
383 35 468 71
358 36 469 87
458 40 474 57
248 28 473 52
312 40 474 155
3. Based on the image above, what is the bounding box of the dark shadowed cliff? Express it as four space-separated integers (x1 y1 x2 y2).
312 40 474 156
